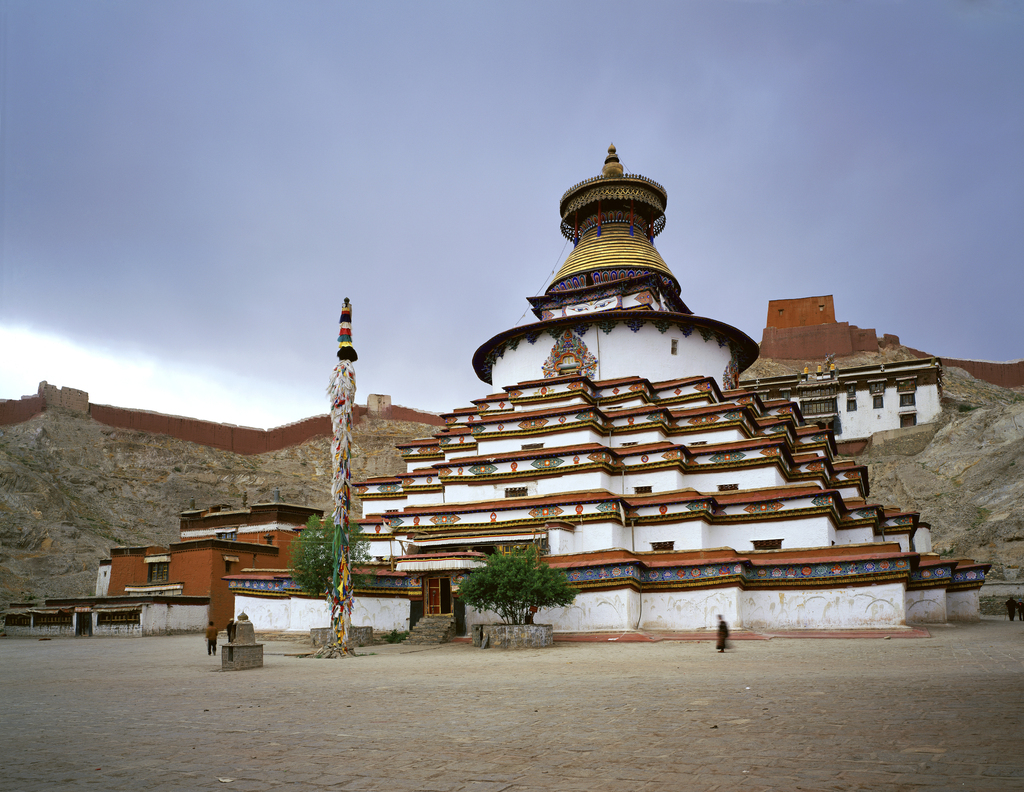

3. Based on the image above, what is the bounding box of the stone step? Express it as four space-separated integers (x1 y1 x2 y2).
404 616 455 645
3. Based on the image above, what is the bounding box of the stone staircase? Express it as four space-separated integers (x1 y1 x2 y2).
404 615 455 645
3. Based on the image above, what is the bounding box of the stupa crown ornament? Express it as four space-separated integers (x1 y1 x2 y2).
558 145 668 245
601 143 624 177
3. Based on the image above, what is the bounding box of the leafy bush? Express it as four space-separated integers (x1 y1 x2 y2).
382 629 408 643
289 514 369 596
458 545 577 625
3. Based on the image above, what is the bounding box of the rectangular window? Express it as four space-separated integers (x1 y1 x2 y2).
504 487 528 498
148 562 169 583
621 442 638 447
897 379 918 393
869 381 885 395
873 395 884 409
670 339 678 355
521 443 544 451
752 539 783 550
717 483 739 492
846 384 857 397
847 399 857 412
900 413 917 428
633 486 652 495
96 610 140 625
651 541 675 551
900 393 916 407
779 390 791 400
802 398 837 416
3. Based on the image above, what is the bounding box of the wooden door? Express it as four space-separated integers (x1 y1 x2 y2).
425 578 452 616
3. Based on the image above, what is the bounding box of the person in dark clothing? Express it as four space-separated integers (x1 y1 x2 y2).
1007 597 1018 621
205 621 218 655
1018 600 1024 621
226 618 236 644
716 615 729 653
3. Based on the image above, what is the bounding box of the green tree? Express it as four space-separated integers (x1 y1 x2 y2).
289 514 370 596
458 545 577 625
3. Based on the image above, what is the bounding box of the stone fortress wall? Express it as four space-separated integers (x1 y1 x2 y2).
0 384 444 454
761 295 1024 388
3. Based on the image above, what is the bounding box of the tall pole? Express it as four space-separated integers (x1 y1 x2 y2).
327 298 357 654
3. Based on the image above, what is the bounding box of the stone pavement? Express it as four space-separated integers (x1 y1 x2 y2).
2 619 1023 792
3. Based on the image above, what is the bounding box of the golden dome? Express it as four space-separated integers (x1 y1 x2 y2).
548 223 676 292
550 147 677 294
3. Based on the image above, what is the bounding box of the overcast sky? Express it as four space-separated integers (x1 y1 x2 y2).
1 1 1021 428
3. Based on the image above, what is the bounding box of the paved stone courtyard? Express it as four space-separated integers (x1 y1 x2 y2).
2 619 1023 792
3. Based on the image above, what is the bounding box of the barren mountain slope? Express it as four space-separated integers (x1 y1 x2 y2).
0 409 437 608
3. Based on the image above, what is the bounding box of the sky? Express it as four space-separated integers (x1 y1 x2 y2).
1 0 1021 429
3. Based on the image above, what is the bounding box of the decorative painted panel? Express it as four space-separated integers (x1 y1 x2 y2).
542 330 598 380
529 506 564 519
430 515 461 526
743 501 784 514
531 458 564 469
468 464 498 475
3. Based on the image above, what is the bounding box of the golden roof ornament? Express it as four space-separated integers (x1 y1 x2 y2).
601 144 624 178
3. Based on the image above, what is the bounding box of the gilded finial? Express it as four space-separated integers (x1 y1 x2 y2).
602 144 623 178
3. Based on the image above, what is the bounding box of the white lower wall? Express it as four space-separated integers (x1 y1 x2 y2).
905 589 947 623
741 583 906 629
640 588 740 630
139 603 208 635
540 588 640 632
235 594 410 633
947 589 981 622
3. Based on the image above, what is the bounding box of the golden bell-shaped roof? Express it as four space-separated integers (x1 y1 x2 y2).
549 146 678 295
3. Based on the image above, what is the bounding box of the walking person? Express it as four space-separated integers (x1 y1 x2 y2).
1007 597 1017 621
716 615 729 653
1017 599 1024 622
205 621 218 655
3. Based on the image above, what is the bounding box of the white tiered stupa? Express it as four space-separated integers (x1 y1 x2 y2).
235 147 989 634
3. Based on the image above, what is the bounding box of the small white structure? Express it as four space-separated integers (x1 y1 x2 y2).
740 357 943 444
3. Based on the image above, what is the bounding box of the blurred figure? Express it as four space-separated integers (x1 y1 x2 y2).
716 615 729 653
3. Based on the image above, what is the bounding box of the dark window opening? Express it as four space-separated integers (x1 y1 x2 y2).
873 396 884 409
717 483 739 492
505 487 528 498
633 486 652 495
900 393 916 407
651 541 675 551
752 539 783 550
148 562 169 583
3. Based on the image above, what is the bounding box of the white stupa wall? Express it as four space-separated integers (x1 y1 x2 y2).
235 594 411 633
741 583 906 629
946 589 981 622
489 323 736 393
640 588 741 630
707 515 834 551
905 589 947 623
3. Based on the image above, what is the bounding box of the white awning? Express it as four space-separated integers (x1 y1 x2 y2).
222 555 240 563
144 555 171 564
396 558 486 572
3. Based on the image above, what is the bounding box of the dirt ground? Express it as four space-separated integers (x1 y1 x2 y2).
2 618 1023 791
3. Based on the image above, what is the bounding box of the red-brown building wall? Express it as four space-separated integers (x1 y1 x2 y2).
107 546 165 595
766 296 837 330
168 540 281 627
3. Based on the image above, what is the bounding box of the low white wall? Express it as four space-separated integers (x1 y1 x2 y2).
741 583 906 629
947 589 981 622
236 594 409 634
640 588 740 631
140 603 208 635
905 589 947 623
542 588 640 632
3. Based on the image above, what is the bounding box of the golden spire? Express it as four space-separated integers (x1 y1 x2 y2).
601 144 624 178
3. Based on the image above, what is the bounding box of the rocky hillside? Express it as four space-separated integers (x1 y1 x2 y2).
0 408 437 608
